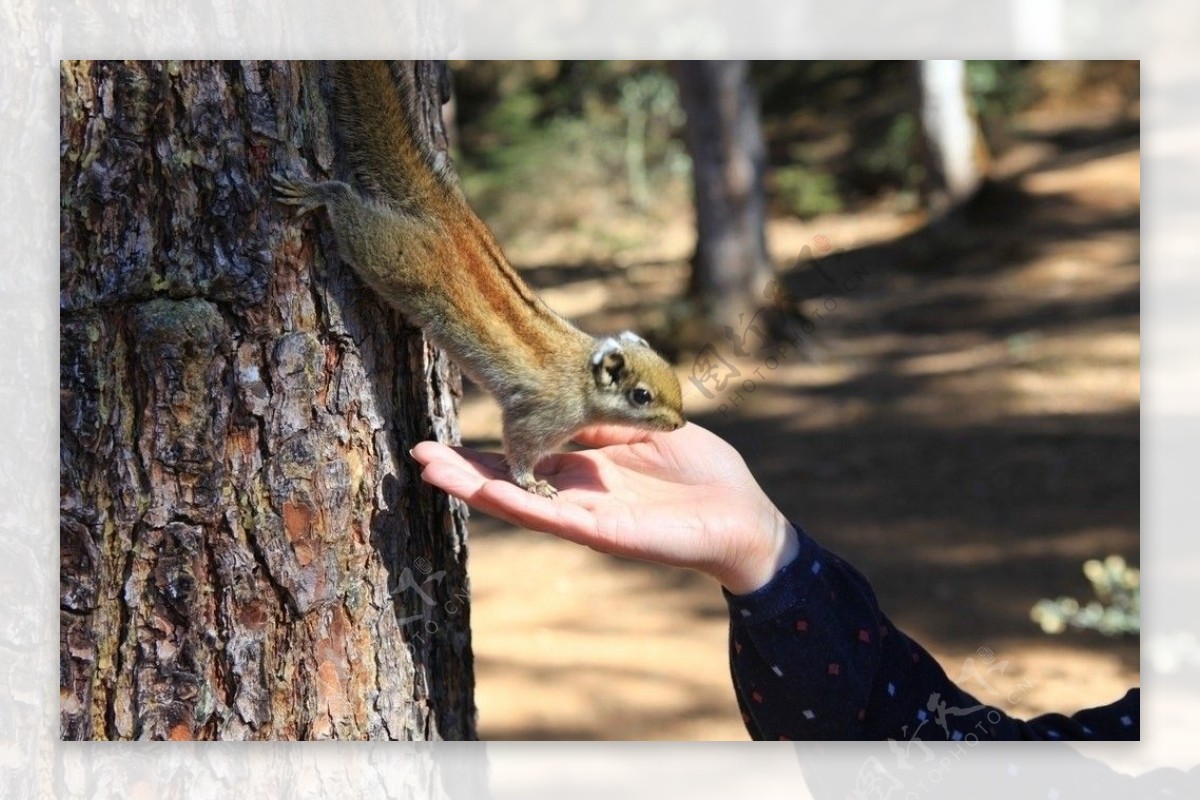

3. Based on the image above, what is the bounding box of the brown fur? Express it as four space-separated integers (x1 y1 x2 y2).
275 61 685 496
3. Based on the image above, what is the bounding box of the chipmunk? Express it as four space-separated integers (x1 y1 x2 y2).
274 61 684 497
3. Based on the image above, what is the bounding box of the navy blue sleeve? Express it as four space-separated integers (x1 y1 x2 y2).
724 525 1139 741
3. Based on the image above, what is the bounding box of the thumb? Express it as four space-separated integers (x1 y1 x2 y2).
571 424 656 449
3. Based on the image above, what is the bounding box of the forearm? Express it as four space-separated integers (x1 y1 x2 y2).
725 525 1139 741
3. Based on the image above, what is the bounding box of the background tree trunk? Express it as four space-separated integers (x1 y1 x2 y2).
674 60 774 329
59 60 476 740
916 60 989 219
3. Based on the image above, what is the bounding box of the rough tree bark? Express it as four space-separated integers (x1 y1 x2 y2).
674 60 774 329
59 60 476 740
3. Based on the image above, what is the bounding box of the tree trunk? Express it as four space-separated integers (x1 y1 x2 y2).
916 60 989 219
59 60 476 740
674 60 774 328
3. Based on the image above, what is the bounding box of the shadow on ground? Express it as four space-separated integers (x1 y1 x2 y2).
464 110 1140 739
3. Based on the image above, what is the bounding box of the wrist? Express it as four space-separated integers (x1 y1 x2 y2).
717 505 801 596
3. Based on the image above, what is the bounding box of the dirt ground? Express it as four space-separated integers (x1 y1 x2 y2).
458 108 1140 740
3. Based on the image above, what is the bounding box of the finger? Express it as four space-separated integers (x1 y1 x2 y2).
417 458 543 521
469 478 607 545
571 424 656 448
419 459 492 502
449 445 510 474
413 441 583 489
417 462 551 533
410 440 460 465
412 438 511 482
420 460 604 546
411 441 509 480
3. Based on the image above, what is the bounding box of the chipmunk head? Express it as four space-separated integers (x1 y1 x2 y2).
589 331 685 431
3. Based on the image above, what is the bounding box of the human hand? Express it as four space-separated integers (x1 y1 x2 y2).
410 422 799 595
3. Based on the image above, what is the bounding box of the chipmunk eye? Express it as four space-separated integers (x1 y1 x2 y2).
629 388 653 406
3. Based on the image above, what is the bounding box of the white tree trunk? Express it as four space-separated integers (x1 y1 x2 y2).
918 60 986 215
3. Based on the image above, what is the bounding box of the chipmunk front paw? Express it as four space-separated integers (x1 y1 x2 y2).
513 474 558 499
526 479 559 499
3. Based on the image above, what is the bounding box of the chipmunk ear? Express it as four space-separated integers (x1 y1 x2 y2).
591 338 626 387
617 330 649 348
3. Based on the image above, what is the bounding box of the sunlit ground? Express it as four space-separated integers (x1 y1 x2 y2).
461 107 1140 740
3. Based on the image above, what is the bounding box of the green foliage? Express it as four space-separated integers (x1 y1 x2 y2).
855 111 923 196
451 61 689 246
1030 555 1140 637
966 60 1028 147
617 70 689 210
451 61 1085 237
772 165 843 219
965 61 1027 119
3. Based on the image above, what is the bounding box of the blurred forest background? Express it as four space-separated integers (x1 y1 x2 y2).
446 61 1139 740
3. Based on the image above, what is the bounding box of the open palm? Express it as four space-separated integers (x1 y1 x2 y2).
411 422 797 594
